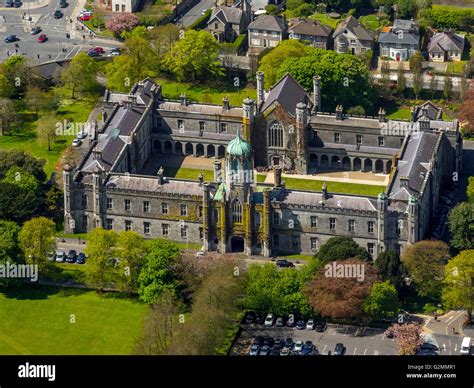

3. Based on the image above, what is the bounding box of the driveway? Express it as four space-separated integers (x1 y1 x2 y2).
178 0 213 28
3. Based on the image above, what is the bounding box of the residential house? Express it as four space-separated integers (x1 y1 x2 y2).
247 15 287 55
428 30 465 62
208 1 252 43
378 19 420 61
102 0 140 12
289 18 332 49
333 15 374 55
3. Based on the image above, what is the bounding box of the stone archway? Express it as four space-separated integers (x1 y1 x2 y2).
218 145 225 158
320 154 329 168
207 144 215 158
331 155 341 170
309 153 318 168
231 236 245 253
185 143 193 155
364 159 373 172
353 157 362 171
164 141 172 154
375 159 384 173
342 156 351 170
175 142 183 155
196 143 204 157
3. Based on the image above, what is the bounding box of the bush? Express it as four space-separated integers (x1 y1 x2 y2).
422 6 474 32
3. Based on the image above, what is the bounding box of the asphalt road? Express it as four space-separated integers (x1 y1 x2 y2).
178 0 214 28
0 0 119 63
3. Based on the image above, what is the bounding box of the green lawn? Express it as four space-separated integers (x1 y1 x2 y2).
163 167 214 182
0 286 147 354
359 14 389 31
386 107 412 120
156 78 257 106
309 12 340 29
446 60 468 74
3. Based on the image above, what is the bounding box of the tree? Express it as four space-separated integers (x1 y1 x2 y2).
448 202 474 251
467 177 474 203
84 228 117 291
401 240 450 297
18 217 56 271
105 13 140 37
375 249 404 289
259 40 313 89
0 181 40 222
412 70 423 100
396 0 418 19
138 239 180 304
265 4 278 15
385 323 424 355
396 61 406 96
61 53 98 99
0 149 47 182
429 73 437 98
148 24 180 57
3 166 40 194
115 230 147 293
442 250 474 321
380 59 392 99
277 49 377 113
315 236 370 264
25 86 45 115
0 97 16 136
363 281 400 320
304 258 379 319
36 113 58 151
1 55 31 98
443 73 453 101
0 220 21 287
409 51 423 73
458 89 474 138
163 30 224 82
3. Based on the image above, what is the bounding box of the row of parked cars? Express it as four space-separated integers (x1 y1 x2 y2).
244 312 327 332
249 337 318 356
48 250 86 264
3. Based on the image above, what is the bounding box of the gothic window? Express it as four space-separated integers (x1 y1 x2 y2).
232 199 242 223
269 121 284 148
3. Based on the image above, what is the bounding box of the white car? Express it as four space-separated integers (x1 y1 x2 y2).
264 314 274 327
201 9 207 15
108 51 120 57
293 341 303 353
55 251 65 262
72 138 82 147
76 130 87 139
306 319 315 330
195 250 205 258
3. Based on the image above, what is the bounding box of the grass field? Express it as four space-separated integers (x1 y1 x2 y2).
386 107 412 120
0 286 147 355
163 167 214 181
309 12 340 29
156 78 257 106
359 14 390 31
446 60 468 74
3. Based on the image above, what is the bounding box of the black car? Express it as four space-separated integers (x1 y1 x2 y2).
263 337 274 347
4 35 17 43
315 320 327 332
87 50 100 57
334 343 345 355
270 347 281 356
274 338 284 349
5 0 13 7
276 259 295 268
244 311 256 324
284 338 293 349
110 47 120 54
66 250 77 263
53 10 63 19
255 315 264 325
13 0 21 7
253 336 264 347
305 340 314 349
76 253 86 264
295 320 306 330
59 0 68 7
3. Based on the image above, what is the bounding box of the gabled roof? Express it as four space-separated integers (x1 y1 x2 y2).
378 31 419 45
334 15 374 42
209 6 244 25
412 101 442 122
428 31 465 53
248 15 287 32
260 73 312 116
289 18 332 37
393 19 418 34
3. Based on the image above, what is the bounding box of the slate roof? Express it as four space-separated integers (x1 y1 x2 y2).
289 18 332 37
322 143 399 156
281 190 380 210
209 6 244 25
334 15 374 42
248 15 287 32
378 31 419 45
412 101 442 121
389 131 440 200
158 101 243 118
260 73 312 116
309 114 386 129
428 31 465 53
393 19 418 34
106 106 145 136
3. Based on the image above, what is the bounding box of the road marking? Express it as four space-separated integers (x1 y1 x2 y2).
454 344 457 352
363 348 367 355
423 318 432 327
322 344 327 353
449 340 451 347
443 344 446 351
353 348 357 355
374 350 379 355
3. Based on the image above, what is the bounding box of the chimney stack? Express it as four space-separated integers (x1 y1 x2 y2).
222 97 230 110
378 107 386 122
400 176 410 189
256 71 265 106
335 105 344 120
180 93 188 106
273 165 282 187
322 181 328 200
313 75 321 113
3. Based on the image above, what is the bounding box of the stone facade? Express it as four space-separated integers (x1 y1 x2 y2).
63 76 462 260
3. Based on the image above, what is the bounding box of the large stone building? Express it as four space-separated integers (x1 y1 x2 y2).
63 75 462 259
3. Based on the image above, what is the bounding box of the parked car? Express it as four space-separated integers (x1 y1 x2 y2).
13 0 21 7
59 0 68 7
334 343 345 355
76 130 87 139
305 340 314 349
4 35 17 43
201 9 207 15
279 347 290 356
37 34 47 43
5 0 13 7
30 27 42 35
274 338 284 349
284 338 293 349
47 252 56 262
79 14 93 21
244 311 256 324
270 348 280 356
296 320 306 330
55 251 66 262
264 314 274 327
255 315 264 325
76 253 86 264
286 314 295 327
263 337 274 347
249 344 260 356
66 250 77 263
293 341 303 353
108 51 120 57
87 50 100 57
53 10 63 19
110 47 120 54
306 319 315 330
315 320 327 332
72 139 82 147
259 345 271 356
91 46 104 54
275 317 284 327
253 336 264 347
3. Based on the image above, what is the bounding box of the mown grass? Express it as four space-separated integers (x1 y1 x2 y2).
0 285 147 355
156 78 257 106
163 167 214 182
309 12 340 29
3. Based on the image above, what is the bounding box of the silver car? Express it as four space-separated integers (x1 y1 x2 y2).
55 251 65 262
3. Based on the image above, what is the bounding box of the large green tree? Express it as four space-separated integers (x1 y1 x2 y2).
61 53 98 99
0 149 46 182
163 30 224 82
363 281 400 320
448 202 474 251
0 182 40 222
277 49 377 113
442 250 474 321
401 240 450 297
115 230 147 293
0 220 21 287
18 217 56 271
138 239 180 304
316 236 371 264
375 249 404 289
3 166 40 194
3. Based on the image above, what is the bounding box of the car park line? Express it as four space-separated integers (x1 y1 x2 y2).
353 347 357 355
363 348 367 355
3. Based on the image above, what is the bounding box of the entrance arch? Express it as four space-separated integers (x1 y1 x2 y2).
164 141 172 154
342 156 351 170
196 143 204 157
320 154 329 168
353 157 362 171
309 153 318 168
185 143 193 155
375 159 384 173
331 155 341 170
231 236 245 253
364 159 373 172
175 142 183 155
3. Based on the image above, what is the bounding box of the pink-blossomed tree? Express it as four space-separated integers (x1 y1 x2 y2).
106 13 139 37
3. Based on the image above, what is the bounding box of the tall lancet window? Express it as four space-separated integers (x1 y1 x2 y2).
232 199 242 223
269 121 284 148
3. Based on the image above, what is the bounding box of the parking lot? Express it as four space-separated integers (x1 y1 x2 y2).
231 322 398 356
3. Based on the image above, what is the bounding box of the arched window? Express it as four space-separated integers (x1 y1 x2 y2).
269 121 284 148
232 199 242 223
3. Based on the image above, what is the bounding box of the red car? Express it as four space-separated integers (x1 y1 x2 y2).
37 34 47 43
79 14 93 21
92 46 104 54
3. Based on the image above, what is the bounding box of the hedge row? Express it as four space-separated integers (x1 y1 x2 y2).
422 6 474 32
